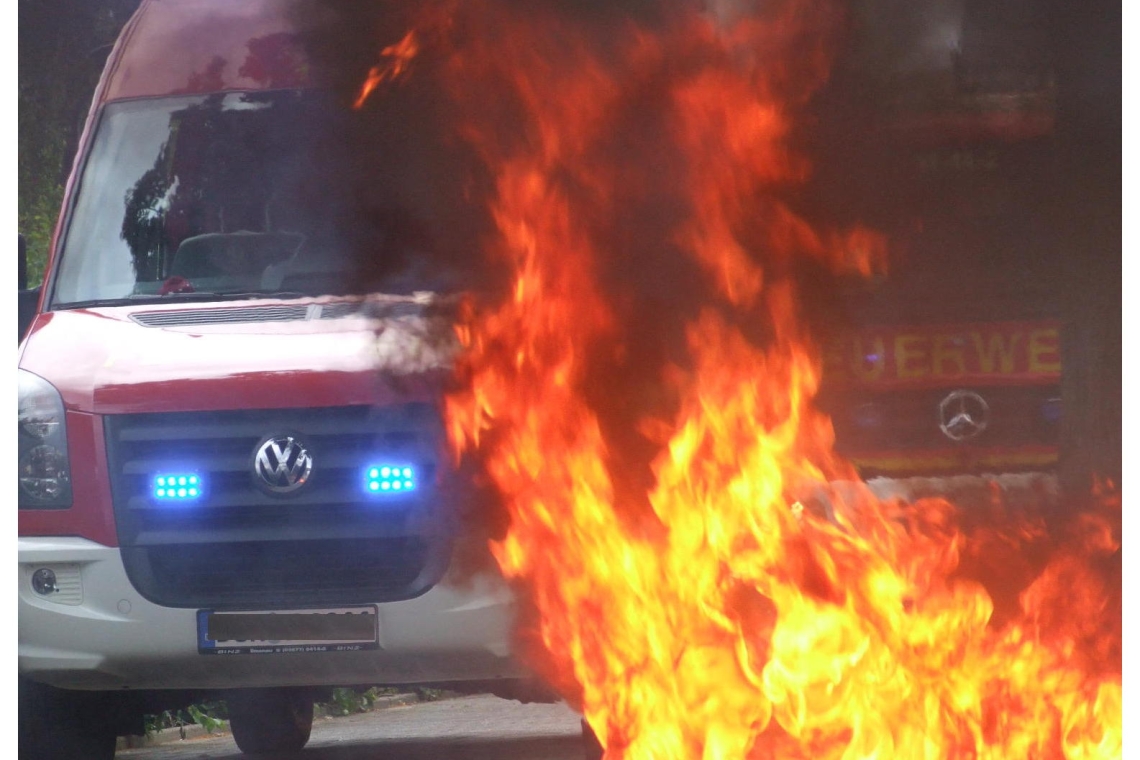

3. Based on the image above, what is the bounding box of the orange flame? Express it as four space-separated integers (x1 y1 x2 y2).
353 29 420 109
367 1 1121 757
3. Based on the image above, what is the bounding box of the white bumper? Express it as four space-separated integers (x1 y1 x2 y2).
19 537 526 691
865 472 1060 506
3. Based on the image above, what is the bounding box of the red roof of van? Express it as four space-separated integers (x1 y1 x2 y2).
104 0 323 102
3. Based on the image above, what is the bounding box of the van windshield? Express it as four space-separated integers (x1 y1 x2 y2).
52 90 463 307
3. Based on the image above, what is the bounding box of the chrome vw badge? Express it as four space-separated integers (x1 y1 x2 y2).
938 390 990 442
252 435 313 494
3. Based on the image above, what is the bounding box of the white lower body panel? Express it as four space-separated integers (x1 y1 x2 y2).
19 537 526 691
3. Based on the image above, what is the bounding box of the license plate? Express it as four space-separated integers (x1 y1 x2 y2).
197 606 379 655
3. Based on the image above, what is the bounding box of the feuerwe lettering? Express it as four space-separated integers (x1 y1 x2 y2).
825 322 1061 385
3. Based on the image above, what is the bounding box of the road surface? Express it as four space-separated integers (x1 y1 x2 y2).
118 694 587 760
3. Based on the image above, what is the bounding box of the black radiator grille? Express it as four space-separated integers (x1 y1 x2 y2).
120 539 432 608
104 405 452 608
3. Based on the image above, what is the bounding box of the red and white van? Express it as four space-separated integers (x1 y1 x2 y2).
18 2 531 757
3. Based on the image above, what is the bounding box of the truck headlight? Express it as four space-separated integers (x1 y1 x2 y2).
19 370 72 508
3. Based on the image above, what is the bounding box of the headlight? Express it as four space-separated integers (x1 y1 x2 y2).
19 370 71 508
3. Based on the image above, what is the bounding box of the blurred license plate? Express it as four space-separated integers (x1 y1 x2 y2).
197 606 379 655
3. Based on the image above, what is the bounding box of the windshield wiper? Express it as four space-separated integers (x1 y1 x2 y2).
149 290 311 302
57 291 311 309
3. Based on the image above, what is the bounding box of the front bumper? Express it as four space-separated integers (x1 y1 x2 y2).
864 471 1060 507
19 537 526 691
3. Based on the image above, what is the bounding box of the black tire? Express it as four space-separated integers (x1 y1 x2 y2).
18 678 117 760
227 688 314 755
582 718 604 760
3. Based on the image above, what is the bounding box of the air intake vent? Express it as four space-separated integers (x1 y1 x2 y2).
130 299 433 327
132 305 309 327
319 302 364 320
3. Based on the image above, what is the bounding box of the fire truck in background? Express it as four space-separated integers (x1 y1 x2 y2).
813 0 1067 505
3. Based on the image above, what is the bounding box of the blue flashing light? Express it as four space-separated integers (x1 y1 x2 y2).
365 464 417 495
152 473 204 501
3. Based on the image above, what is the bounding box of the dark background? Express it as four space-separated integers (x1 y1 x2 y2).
19 0 140 284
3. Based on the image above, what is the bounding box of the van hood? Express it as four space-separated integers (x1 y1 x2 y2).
19 299 459 415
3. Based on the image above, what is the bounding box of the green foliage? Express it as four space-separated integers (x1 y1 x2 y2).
414 687 446 702
187 703 228 734
143 700 229 738
138 687 421 739
18 184 62 287
319 687 395 716
19 0 141 285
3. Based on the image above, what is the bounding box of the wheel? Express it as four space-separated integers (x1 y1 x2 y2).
227 688 314 755
582 718 604 760
18 678 117 760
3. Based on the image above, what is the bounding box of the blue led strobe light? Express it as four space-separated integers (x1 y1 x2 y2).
365 465 416 494
153 473 202 500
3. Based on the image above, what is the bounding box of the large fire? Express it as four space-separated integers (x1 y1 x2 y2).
357 1 1121 757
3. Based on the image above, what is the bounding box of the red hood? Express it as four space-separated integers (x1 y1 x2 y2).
19 299 457 415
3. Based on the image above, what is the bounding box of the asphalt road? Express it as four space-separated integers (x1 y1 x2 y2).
117 695 587 760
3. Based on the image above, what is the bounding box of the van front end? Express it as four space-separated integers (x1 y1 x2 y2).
18 300 532 759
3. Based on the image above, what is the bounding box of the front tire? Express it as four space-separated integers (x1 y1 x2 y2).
227 688 314 755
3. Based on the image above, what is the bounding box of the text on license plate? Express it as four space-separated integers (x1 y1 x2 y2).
197 606 379 655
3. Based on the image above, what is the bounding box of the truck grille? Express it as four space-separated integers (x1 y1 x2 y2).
822 385 1061 477
104 405 453 608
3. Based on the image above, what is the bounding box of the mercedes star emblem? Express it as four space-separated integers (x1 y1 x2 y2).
252 434 313 494
938 390 989 442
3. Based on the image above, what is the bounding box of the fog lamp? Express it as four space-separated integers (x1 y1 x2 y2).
31 568 58 596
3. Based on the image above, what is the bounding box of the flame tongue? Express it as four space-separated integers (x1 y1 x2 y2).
353 29 421 109
355 1 1123 757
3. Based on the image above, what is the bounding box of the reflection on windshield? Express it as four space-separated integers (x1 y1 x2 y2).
53 90 467 306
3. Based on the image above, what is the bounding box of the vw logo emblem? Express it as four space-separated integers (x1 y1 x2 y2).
938 390 990 442
252 434 313 494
